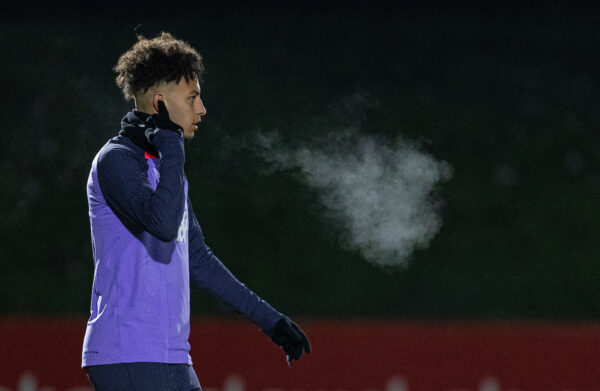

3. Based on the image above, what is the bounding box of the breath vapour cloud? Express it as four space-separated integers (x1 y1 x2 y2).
255 127 452 267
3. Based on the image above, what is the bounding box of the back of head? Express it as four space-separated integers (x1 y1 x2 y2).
113 32 204 101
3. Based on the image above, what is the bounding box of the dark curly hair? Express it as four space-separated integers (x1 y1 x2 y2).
114 32 204 100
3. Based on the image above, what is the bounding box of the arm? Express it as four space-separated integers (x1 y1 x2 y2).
187 196 311 365
97 130 186 241
186 196 283 333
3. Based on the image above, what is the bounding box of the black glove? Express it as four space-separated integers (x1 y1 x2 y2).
145 100 183 143
269 317 311 366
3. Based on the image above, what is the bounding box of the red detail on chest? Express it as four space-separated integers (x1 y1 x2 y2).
145 152 157 159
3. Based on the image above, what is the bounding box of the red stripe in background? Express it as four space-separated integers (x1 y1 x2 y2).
1 317 600 390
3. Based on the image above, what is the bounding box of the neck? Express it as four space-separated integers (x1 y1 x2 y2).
135 106 155 115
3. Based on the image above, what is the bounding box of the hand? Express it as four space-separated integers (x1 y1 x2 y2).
145 100 183 143
269 317 311 366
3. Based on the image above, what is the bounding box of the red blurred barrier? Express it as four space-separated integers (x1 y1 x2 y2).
1 317 600 391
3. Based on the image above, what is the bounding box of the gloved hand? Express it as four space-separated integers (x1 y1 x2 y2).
269 317 311 366
145 100 183 143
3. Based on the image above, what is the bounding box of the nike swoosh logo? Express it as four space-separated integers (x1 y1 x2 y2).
88 295 107 324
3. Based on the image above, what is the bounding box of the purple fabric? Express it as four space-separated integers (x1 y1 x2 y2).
82 130 283 368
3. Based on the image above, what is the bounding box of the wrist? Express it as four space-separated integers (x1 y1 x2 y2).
151 129 185 155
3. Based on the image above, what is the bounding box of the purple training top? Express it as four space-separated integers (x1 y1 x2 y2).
82 116 283 367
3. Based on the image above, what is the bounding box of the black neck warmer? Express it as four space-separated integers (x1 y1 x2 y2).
119 110 159 158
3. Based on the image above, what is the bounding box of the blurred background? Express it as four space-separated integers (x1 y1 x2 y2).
2 2 600 390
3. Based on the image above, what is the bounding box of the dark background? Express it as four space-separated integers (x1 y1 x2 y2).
2 2 600 321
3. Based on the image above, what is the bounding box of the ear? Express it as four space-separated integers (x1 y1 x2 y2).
152 94 163 114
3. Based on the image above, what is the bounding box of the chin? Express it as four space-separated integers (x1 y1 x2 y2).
184 132 195 141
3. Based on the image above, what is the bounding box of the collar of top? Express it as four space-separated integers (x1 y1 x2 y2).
119 110 159 159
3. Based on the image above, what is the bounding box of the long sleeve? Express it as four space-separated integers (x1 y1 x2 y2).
96 130 186 242
187 196 283 335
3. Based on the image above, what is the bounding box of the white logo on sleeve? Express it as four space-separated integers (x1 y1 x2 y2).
177 210 188 242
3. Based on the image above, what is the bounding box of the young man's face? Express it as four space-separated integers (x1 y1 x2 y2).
161 77 206 140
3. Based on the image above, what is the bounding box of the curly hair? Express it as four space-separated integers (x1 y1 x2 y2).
114 32 204 100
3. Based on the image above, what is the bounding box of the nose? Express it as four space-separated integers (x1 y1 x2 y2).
197 98 207 117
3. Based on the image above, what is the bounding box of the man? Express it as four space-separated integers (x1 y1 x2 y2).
82 32 310 390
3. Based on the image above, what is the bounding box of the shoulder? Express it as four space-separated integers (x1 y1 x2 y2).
97 136 146 172
97 136 146 166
